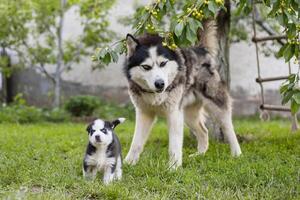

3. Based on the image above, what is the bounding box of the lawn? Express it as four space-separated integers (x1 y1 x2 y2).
0 118 299 199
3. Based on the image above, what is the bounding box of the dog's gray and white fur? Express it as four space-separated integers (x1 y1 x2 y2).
123 20 241 169
83 118 125 184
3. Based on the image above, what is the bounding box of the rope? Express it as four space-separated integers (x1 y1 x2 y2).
252 3 265 106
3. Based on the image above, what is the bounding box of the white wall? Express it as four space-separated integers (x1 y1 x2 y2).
230 42 297 95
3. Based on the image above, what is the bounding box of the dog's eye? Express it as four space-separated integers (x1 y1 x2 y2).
90 129 95 135
141 65 152 71
160 61 168 67
202 63 211 68
101 128 107 134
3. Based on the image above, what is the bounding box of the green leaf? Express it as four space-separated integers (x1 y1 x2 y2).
110 51 118 63
235 0 246 15
291 99 300 114
287 23 296 38
188 18 202 34
288 74 297 82
277 44 288 58
99 48 108 58
293 93 300 104
174 22 184 37
288 82 295 90
280 84 289 94
186 25 197 45
282 12 288 25
102 53 111 65
282 90 294 105
268 0 281 17
283 44 292 62
295 43 299 58
208 1 218 14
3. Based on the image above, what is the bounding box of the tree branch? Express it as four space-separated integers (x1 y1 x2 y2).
36 63 56 83
20 40 56 82
254 6 285 46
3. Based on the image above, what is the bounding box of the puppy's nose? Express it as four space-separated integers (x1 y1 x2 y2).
154 79 165 90
95 135 101 142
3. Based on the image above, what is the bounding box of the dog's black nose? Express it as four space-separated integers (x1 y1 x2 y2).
95 135 101 142
154 79 165 90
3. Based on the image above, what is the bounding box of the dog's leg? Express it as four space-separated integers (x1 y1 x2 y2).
184 105 209 156
83 166 97 181
219 111 241 156
114 156 122 180
124 109 155 165
167 109 184 169
103 167 114 185
205 102 242 157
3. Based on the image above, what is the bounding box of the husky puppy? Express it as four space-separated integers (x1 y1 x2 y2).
83 118 125 184
123 21 242 169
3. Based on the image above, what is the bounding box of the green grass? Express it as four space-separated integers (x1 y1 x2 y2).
0 118 299 199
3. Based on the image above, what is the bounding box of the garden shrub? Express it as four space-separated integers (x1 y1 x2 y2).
0 94 133 123
0 94 44 123
64 95 100 117
43 108 71 122
0 105 43 123
95 103 135 120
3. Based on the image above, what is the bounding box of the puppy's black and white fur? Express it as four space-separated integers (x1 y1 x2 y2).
83 118 125 184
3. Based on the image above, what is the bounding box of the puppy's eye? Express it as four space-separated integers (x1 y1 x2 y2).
141 65 152 71
90 129 95 135
160 61 168 67
101 128 107 134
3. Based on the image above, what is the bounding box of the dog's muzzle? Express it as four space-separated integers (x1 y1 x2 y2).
95 135 101 142
154 79 165 92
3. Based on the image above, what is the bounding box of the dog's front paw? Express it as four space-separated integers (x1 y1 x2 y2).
231 148 242 157
124 154 139 165
168 161 181 170
168 157 182 170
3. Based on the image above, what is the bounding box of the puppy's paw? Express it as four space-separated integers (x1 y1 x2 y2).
83 174 96 181
103 178 113 185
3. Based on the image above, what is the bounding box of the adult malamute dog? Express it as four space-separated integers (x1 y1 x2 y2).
123 21 241 169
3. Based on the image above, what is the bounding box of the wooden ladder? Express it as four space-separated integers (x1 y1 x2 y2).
251 4 298 131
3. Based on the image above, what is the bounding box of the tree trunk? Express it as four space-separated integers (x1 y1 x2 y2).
209 0 231 141
217 0 231 86
53 0 66 107
0 47 14 104
53 77 60 108
6 61 13 104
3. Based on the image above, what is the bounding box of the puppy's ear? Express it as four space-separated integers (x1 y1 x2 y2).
126 34 139 57
111 118 126 129
86 123 93 134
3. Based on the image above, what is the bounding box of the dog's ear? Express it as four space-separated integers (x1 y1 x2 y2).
126 34 139 57
86 123 93 134
111 118 126 129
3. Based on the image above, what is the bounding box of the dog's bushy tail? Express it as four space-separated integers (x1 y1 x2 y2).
197 20 218 57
